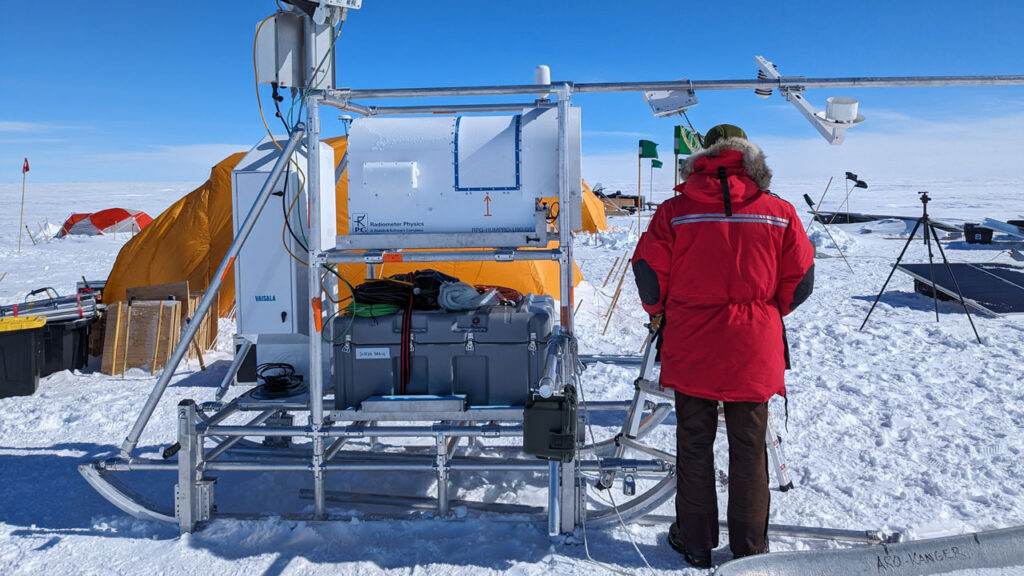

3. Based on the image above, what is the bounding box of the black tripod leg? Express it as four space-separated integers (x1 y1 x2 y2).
929 224 983 344
922 218 940 322
860 219 924 331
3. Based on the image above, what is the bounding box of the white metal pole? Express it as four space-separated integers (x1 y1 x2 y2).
329 74 1024 102
555 84 580 535
547 460 560 536
306 92 328 519
557 84 572 334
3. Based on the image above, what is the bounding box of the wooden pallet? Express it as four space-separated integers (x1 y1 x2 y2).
100 300 181 376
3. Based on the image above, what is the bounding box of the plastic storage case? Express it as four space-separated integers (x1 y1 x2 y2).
40 317 95 376
963 223 993 245
334 294 555 410
0 317 45 399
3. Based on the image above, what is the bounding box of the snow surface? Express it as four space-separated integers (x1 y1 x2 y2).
2 178 1024 575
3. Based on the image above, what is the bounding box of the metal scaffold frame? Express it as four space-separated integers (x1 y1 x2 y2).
80 5 1024 545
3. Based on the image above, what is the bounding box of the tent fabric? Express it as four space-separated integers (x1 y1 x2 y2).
580 180 608 233
105 136 591 319
540 180 608 235
58 208 153 237
104 152 244 317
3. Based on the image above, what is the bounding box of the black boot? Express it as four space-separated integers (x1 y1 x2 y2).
668 522 712 569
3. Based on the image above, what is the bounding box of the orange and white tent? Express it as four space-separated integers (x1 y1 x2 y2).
58 208 153 238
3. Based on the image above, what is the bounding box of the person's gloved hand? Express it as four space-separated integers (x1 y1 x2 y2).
648 313 664 332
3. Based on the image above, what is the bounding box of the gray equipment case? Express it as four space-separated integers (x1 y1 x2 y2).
334 294 555 410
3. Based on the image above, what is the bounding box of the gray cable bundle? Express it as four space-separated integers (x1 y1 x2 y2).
438 282 498 311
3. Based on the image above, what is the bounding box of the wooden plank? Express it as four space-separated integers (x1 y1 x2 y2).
151 302 166 372
126 281 189 306
121 305 133 378
188 291 218 353
100 302 128 375
165 301 181 370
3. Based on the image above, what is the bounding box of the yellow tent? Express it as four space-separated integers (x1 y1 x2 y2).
105 137 603 318
580 180 608 233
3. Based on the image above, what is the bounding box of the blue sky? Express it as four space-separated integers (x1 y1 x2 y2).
1 1 1022 186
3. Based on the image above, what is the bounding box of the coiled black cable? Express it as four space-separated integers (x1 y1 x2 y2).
254 362 305 399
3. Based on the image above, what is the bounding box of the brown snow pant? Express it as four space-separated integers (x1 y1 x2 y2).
674 391 770 557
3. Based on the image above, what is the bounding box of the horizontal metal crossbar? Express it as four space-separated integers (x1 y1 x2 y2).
324 74 1024 102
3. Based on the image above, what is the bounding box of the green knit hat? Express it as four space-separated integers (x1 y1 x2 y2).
702 124 747 148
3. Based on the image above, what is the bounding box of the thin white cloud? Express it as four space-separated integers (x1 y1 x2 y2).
584 130 656 138
0 121 53 133
90 143 249 164
0 138 66 144
0 143 250 182
81 143 250 181
0 120 81 135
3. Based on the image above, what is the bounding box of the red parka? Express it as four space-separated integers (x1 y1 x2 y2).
632 137 814 403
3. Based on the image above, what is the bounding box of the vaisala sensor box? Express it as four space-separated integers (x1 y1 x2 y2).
231 136 336 380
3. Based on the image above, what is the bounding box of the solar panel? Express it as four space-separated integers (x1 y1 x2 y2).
898 263 1024 315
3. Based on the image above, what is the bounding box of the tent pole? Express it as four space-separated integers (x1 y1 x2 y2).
118 124 306 458
674 153 679 191
637 155 641 230
18 170 26 252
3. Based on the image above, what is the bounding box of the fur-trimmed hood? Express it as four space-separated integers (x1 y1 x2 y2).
679 137 772 191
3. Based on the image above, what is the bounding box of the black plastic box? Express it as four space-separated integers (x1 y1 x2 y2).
523 385 578 463
40 317 95 377
964 223 993 245
0 319 45 399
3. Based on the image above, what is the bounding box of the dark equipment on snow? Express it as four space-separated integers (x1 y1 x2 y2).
523 384 578 463
900 263 1024 315
860 192 982 343
963 223 994 244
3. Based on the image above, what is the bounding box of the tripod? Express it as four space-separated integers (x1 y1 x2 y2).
860 191 981 343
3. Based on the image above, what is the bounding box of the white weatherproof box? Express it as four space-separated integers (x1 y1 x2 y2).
232 136 336 381
345 107 581 240
255 11 335 89
232 136 336 338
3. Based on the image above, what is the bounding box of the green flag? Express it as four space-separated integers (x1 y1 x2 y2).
638 139 659 159
651 159 663 168
674 126 701 155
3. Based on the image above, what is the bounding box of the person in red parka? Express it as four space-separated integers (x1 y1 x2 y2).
632 124 814 567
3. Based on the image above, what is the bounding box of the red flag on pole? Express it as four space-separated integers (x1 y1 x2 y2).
22 158 29 174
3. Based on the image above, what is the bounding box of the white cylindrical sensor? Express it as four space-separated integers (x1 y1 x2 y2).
826 97 859 123
535 65 551 99
534 64 551 85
